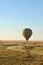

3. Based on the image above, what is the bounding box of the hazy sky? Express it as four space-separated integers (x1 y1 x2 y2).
0 0 43 40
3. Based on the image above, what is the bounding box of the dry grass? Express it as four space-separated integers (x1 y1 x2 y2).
0 41 43 65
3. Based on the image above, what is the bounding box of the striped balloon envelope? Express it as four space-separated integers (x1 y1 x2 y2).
22 28 32 41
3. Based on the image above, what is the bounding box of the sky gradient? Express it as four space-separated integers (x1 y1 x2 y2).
0 0 43 40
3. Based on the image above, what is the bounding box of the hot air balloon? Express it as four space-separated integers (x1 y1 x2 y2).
22 28 32 41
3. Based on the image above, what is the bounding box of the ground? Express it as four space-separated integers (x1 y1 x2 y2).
0 41 43 65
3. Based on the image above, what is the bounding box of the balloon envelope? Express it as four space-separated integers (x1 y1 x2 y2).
22 28 32 41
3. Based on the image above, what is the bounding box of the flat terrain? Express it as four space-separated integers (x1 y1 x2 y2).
0 41 43 65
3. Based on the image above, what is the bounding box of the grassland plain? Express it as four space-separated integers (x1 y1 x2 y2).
0 41 43 65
